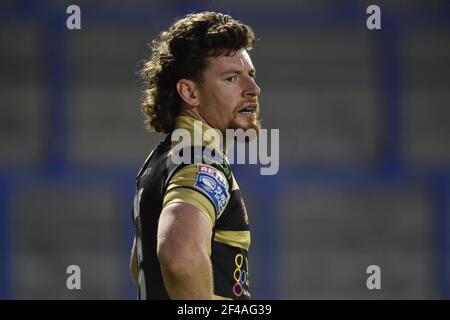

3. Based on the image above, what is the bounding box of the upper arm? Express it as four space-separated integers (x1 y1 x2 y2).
157 202 213 263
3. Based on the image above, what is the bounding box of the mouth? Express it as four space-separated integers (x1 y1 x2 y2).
238 104 257 115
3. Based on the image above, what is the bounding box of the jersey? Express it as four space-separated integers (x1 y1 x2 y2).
132 116 251 300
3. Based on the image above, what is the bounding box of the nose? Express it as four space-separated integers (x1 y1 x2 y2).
244 76 261 98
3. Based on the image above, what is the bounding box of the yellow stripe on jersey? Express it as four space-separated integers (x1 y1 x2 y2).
213 294 232 300
214 230 251 251
230 175 239 191
166 164 198 187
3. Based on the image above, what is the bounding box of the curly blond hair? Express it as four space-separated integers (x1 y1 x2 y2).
140 11 256 133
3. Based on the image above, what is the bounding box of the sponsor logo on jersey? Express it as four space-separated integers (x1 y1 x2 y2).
195 165 229 215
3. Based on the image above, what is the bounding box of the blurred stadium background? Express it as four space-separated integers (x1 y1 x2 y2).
0 0 449 299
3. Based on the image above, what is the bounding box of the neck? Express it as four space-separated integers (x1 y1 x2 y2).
177 110 233 155
180 109 209 127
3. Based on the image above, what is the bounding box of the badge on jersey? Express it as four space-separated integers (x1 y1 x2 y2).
194 165 229 217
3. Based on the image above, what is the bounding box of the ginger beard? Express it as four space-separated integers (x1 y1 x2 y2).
195 49 262 140
230 102 261 134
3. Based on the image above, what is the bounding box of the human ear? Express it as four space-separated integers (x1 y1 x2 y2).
176 79 200 108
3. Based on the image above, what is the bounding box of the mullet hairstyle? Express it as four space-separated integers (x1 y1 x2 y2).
140 11 256 133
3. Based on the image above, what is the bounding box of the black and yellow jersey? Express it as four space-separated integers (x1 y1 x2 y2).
132 116 251 300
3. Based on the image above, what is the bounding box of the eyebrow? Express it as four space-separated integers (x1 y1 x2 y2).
221 68 256 76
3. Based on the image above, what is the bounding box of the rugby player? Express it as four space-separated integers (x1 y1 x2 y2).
130 11 261 300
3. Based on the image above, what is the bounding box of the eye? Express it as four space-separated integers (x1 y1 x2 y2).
249 73 256 79
226 75 238 82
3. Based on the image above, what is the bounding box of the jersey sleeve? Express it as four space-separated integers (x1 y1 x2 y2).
163 164 231 226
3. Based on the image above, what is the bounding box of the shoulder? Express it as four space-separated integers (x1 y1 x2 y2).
165 163 231 222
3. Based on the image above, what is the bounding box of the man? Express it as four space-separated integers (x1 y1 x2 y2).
130 11 261 300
